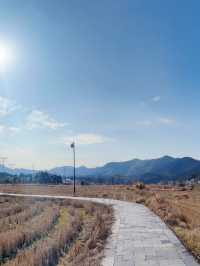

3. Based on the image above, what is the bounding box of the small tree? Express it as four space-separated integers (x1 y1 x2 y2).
136 182 145 190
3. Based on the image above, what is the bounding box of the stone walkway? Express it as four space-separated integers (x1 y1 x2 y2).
0 193 198 266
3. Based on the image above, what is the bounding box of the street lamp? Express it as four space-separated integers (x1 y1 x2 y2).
70 142 76 196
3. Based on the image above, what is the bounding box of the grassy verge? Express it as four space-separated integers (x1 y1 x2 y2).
145 188 200 262
59 203 113 266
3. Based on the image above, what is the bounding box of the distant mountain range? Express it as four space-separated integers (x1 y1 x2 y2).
50 155 200 183
2 156 200 183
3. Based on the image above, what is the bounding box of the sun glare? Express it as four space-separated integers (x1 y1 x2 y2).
0 43 14 73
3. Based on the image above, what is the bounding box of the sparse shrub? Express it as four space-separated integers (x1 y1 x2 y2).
136 197 146 204
136 182 145 190
165 212 189 228
175 193 190 200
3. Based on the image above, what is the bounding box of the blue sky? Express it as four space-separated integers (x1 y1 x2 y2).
0 1 200 169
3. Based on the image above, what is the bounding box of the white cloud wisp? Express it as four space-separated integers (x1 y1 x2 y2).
0 96 20 117
26 110 66 130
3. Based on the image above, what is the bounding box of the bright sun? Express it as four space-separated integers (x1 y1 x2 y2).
0 43 14 72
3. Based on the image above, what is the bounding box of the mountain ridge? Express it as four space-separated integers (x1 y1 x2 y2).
49 155 200 183
1 155 200 183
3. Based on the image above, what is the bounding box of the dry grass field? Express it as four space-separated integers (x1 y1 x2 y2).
146 185 200 262
0 195 113 266
0 184 199 263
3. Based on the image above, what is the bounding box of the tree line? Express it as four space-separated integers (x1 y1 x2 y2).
0 171 62 184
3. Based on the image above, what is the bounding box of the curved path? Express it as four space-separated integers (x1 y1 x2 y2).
0 193 198 266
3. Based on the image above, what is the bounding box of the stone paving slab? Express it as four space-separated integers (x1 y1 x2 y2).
0 193 199 266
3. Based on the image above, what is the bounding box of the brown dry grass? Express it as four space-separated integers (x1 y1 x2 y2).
0 201 46 232
0 195 113 266
0 184 199 262
0 206 60 261
145 186 200 262
5 207 82 266
59 203 113 266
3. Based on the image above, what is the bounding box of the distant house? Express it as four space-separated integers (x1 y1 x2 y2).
62 177 72 185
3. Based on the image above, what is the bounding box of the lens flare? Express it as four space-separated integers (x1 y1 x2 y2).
0 43 14 73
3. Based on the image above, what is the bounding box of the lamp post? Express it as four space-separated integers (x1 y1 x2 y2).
70 142 76 196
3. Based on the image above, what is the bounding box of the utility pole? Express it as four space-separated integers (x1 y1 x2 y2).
0 157 7 168
70 142 76 196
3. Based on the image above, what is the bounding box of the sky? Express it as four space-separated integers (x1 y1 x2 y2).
0 0 200 169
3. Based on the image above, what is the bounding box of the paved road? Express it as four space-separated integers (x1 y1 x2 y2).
0 193 198 266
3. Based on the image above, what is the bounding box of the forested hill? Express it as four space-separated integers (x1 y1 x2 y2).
2 156 200 184
50 156 200 183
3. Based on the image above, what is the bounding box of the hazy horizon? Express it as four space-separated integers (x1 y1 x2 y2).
3 154 200 171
